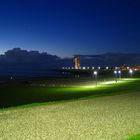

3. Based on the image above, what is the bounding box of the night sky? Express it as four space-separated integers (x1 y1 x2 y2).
0 0 140 57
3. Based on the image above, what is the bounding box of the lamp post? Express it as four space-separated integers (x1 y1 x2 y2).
93 71 98 86
114 70 118 83
129 69 133 77
118 70 121 79
106 66 109 70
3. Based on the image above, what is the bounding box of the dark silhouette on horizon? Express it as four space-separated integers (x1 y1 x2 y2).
0 48 140 76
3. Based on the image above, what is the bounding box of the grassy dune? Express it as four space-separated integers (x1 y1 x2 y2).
0 78 140 139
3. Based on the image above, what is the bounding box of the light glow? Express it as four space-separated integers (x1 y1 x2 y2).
114 70 117 74
118 70 121 74
106 67 109 70
129 69 133 74
94 71 97 75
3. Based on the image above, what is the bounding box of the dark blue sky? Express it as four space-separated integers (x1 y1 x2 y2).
0 0 140 57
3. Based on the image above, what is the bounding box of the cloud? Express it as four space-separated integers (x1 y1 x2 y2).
0 48 59 63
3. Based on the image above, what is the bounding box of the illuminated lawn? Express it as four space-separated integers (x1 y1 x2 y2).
0 79 140 140
127 134 140 140
0 78 139 108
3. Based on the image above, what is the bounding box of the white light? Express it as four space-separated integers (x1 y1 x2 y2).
71 67 74 69
87 67 89 69
127 67 130 70
118 70 121 74
114 71 117 74
62 67 64 69
68 67 70 69
94 71 97 75
115 67 118 70
98 67 100 69
82 67 86 69
129 69 133 74
106 67 109 70
134 68 137 71
92 67 94 69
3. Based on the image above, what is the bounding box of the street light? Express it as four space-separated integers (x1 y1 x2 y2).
129 69 133 77
93 71 98 86
114 70 118 82
118 70 121 79
106 67 109 70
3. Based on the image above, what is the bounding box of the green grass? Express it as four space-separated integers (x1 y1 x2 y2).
0 78 139 108
0 84 139 140
127 134 140 140
0 78 139 139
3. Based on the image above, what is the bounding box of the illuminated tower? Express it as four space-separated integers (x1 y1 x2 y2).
74 56 80 69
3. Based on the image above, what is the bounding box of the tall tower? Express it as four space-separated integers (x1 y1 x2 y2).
74 56 80 69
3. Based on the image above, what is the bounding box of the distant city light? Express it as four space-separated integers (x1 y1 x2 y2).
98 67 100 69
115 67 118 70
106 67 109 70
127 67 130 70
87 67 89 69
92 67 94 69
82 67 86 69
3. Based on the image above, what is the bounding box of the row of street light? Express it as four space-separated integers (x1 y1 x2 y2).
114 69 134 82
93 69 134 86
62 66 137 70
